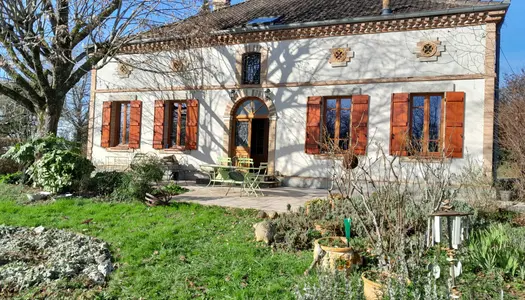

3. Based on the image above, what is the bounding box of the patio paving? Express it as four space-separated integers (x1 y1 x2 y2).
172 184 329 213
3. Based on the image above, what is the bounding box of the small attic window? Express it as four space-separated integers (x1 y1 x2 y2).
247 16 281 26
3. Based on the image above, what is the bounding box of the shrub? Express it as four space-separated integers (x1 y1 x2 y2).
1 136 94 193
109 156 165 202
2 135 75 167
27 149 94 193
295 272 362 300
85 171 127 196
0 158 20 175
162 183 189 195
467 224 525 278
110 173 150 202
271 198 373 251
129 155 164 183
0 172 23 184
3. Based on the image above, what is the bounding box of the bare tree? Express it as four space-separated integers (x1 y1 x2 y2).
0 94 35 145
0 0 199 136
498 69 525 198
61 74 89 144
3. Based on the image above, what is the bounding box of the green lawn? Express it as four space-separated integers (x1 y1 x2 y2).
0 184 311 299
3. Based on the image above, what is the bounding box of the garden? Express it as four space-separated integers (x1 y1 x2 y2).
1 135 525 299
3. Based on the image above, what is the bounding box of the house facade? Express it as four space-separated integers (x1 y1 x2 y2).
87 0 509 188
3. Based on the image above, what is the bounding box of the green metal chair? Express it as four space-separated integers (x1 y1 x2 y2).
243 164 267 197
218 157 232 166
237 157 254 168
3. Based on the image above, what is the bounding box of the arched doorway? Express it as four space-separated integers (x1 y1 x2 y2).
230 98 269 167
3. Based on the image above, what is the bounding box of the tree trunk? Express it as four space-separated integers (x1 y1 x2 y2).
36 103 64 137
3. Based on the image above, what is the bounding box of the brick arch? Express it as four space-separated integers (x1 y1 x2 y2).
222 90 277 175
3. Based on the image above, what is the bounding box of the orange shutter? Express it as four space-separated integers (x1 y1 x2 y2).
305 96 322 154
153 100 165 149
444 92 465 158
351 95 369 155
390 93 410 156
128 101 142 149
101 101 112 148
185 99 199 150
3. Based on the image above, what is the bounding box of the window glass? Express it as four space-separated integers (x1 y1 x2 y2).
165 101 188 148
325 110 336 139
340 110 351 141
410 94 444 155
235 121 249 147
236 101 251 115
341 99 351 109
170 103 179 147
180 103 187 146
242 53 261 85
118 102 130 145
326 99 337 109
235 100 268 117
322 97 353 151
254 103 268 116
428 96 442 152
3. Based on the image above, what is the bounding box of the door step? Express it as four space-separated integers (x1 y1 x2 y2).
260 176 281 188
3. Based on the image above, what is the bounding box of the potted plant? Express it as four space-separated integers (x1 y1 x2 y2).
315 236 363 274
361 270 386 300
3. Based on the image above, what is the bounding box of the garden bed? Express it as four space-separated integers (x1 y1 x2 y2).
0 225 113 294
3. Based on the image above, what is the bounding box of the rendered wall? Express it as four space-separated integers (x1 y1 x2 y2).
91 25 488 187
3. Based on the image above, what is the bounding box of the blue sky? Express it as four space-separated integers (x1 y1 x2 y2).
500 1 525 77
231 0 523 78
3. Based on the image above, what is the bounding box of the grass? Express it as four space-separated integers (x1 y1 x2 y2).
0 184 311 299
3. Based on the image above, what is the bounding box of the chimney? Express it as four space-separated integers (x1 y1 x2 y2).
212 0 231 11
382 0 392 15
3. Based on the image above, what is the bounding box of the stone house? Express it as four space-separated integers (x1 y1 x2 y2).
87 0 509 187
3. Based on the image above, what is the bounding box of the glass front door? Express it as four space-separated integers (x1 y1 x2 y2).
231 98 269 167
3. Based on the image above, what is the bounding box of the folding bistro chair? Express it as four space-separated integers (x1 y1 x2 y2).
243 164 267 197
218 157 232 166
237 157 254 168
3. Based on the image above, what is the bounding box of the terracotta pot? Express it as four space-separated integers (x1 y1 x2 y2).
315 237 362 273
317 236 352 253
361 271 411 300
362 271 383 300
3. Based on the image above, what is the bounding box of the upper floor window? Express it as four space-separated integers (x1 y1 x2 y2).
242 52 261 85
410 93 443 156
323 97 352 151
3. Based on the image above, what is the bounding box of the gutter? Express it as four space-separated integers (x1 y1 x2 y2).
126 2 510 45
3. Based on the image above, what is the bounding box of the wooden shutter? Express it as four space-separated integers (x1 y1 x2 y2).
153 100 165 149
305 96 322 154
185 99 199 150
101 101 112 148
390 93 410 156
128 100 142 149
444 92 465 158
351 95 369 155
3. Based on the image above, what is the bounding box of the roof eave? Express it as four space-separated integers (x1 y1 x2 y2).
218 2 510 34
126 2 510 46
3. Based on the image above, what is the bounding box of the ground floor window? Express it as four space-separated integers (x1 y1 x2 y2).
165 101 187 149
323 97 352 152
410 93 444 156
112 101 130 147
